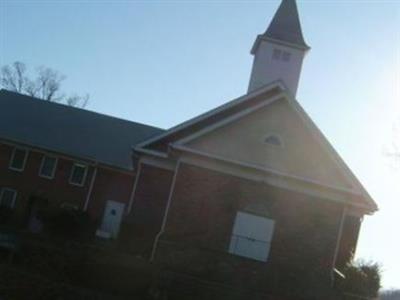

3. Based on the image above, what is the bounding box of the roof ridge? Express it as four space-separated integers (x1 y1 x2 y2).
0 89 163 131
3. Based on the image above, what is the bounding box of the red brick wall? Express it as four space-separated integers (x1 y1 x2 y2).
87 167 134 220
0 142 133 225
125 163 174 255
155 163 345 297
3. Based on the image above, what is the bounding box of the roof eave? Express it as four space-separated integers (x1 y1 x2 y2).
251 34 311 55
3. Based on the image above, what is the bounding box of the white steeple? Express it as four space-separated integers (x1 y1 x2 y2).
248 0 310 96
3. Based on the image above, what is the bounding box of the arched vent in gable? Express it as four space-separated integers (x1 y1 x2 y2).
264 134 283 147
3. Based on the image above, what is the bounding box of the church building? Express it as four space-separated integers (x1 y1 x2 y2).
0 0 377 299
126 0 377 298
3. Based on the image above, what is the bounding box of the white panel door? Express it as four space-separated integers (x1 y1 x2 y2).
229 211 275 262
100 200 125 238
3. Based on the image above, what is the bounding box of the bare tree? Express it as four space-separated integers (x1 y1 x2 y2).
1 61 89 108
66 93 89 108
1 61 28 93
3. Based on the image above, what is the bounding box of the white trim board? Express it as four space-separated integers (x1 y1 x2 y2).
286 96 376 210
84 166 98 211
178 154 372 212
140 155 176 171
126 157 176 215
133 147 168 158
150 160 181 261
174 94 284 146
133 80 376 212
167 93 376 212
135 81 285 150
173 144 361 196
170 95 359 195
127 161 142 215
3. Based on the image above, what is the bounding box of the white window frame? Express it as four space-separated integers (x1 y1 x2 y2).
69 163 88 187
39 155 58 179
229 211 275 262
0 188 17 209
9 147 28 172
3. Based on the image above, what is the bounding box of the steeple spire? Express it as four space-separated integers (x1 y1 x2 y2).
264 0 309 50
248 0 310 96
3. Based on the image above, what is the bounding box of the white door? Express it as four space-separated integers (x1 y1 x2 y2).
229 211 275 262
100 200 125 238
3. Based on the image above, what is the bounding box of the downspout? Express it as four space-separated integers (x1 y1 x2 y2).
83 165 98 211
127 161 142 214
150 160 181 262
331 204 347 286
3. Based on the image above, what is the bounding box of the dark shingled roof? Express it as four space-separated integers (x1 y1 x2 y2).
264 0 309 49
0 89 164 170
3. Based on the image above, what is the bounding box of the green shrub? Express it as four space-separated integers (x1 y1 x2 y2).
39 207 95 240
0 206 14 226
336 260 381 298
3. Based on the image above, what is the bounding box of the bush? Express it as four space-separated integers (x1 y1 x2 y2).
39 207 95 240
0 206 14 226
336 260 381 298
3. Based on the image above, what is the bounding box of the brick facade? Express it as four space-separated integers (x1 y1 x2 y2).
124 163 174 256
87 167 134 220
1 138 364 298
0 142 134 227
153 163 348 298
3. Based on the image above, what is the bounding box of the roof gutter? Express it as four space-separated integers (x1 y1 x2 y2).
331 205 347 286
83 164 98 212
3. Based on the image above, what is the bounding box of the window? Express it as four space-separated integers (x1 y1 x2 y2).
0 188 17 209
272 49 282 60
229 211 275 262
39 156 58 179
282 51 291 62
9 148 28 171
69 163 88 186
272 48 291 62
264 134 283 147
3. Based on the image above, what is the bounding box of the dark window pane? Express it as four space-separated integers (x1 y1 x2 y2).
40 156 57 178
282 51 291 62
10 149 27 170
265 135 282 146
0 189 17 208
70 164 87 185
272 49 282 60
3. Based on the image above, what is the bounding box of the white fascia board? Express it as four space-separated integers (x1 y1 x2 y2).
140 155 176 171
174 94 285 146
133 146 169 158
285 95 377 211
172 144 363 198
135 81 286 150
177 149 373 212
251 35 311 55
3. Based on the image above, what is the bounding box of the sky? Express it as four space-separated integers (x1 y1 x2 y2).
1 0 399 290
